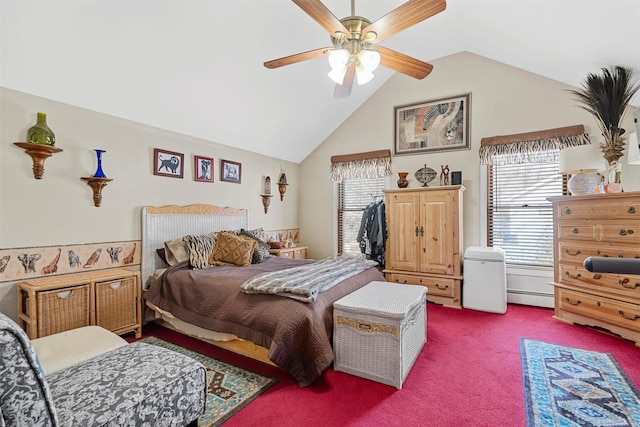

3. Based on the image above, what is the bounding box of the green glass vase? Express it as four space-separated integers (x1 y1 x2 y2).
27 112 56 146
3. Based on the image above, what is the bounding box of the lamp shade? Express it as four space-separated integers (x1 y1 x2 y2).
355 64 374 85
328 49 349 70
627 132 640 165
559 143 604 174
358 49 380 72
328 67 347 84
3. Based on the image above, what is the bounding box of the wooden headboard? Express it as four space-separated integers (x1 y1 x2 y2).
141 204 248 288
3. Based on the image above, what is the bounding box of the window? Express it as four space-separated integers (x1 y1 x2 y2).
487 151 565 267
337 177 385 255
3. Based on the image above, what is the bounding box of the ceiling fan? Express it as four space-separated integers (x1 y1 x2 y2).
264 0 446 98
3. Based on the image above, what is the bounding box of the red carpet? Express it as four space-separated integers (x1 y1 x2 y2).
140 303 640 427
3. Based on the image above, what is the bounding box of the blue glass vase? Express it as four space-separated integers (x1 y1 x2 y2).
93 149 107 178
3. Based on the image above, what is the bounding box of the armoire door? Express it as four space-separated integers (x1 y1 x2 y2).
420 190 454 275
385 191 421 272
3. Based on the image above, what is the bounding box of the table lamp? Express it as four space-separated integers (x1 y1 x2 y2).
559 143 605 195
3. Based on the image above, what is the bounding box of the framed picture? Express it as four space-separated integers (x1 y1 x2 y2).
394 93 471 155
194 155 214 182
220 159 242 183
153 148 184 178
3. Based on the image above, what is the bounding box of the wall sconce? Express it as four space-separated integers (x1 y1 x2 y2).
260 176 273 213
278 171 288 201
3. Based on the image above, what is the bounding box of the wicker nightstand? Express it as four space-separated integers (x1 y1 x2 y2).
17 268 142 339
268 246 308 259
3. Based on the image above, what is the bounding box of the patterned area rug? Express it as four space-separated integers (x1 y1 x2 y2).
140 336 277 426
520 338 640 427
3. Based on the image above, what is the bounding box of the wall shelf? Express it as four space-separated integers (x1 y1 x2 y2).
14 142 63 179
260 194 273 214
81 177 113 207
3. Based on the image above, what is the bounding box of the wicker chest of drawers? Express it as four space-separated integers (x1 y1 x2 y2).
17 268 142 339
549 192 640 346
268 246 307 259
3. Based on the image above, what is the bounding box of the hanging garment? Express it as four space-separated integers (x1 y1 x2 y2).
357 200 387 267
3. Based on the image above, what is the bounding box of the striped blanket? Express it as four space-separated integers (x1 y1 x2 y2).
240 255 378 302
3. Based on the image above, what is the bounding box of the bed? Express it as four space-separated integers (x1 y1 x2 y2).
141 204 385 386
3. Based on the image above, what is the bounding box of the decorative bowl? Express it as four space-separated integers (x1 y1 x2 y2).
415 164 437 187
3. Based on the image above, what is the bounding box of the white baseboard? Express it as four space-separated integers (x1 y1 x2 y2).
507 288 554 308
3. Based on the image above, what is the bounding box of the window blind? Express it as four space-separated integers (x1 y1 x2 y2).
487 151 563 267
337 177 385 255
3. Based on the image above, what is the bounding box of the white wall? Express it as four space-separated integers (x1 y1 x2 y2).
0 87 300 318
299 52 640 307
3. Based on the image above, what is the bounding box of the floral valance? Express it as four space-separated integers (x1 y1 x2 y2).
480 124 590 165
330 149 392 181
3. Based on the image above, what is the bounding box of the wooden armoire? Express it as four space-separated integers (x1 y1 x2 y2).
383 185 465 307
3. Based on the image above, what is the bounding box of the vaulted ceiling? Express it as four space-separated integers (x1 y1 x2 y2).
1 0 638 163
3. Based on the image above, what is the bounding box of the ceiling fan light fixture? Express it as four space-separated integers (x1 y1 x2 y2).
355 64 374 85
328 66 347 84
358 49 380 72
328 49 349 70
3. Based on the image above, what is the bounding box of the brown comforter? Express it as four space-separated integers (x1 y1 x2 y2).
144 256 385 386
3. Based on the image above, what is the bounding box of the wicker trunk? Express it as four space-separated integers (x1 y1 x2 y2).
333 281 427 389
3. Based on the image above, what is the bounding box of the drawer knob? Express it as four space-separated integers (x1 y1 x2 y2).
619 229 633 236
435 283 449 290
618 310 640 321
565 208 571 214
564 297 581 306
564 249 581 256
629 207 636 214
572 228 579 234
618 278 640 289
564 271 582 280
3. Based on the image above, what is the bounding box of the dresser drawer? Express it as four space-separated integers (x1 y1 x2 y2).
559 222 640 244
269 246 307 259
95 277 138 332
558 242 640 265
558 224 599 241
559 263 640 297
37 284 92 338
601 223 640 244
387 273 455 298
557 200 640 220
556 287 640 332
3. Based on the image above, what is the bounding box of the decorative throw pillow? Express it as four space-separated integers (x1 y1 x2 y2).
184 233 217 269
240 228 271 264
164 238 190 266
155 248 169 266
208 232 256 267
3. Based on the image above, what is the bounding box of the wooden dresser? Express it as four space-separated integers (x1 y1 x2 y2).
549 192 640 346
383 186 465 307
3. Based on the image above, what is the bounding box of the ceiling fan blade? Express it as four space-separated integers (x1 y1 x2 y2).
377 46 433 79
264 47 331 69
292 0 351 38
362 0 446 43
334 64 355 98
